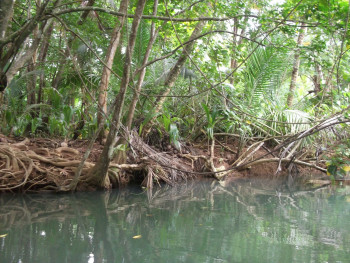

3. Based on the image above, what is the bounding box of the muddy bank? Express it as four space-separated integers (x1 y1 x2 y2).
0 133 327 193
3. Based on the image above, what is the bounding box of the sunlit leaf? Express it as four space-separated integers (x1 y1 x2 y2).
133 235 142 239
0 234 8 238
342 166 350 172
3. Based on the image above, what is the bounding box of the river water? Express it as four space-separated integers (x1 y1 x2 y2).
0 178 349 263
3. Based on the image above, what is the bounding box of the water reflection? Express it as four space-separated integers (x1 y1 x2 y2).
0 178 350 263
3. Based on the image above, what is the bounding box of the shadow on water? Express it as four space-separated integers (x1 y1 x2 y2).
0 177 350 263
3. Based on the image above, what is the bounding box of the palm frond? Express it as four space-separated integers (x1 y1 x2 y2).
243 44 292 108
133 19 151 68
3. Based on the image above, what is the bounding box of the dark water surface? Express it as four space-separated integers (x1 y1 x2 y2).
0 178 350 263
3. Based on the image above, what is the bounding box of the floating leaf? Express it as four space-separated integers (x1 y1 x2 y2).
133 235 142 239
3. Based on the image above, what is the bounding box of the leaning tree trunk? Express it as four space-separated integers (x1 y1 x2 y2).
96 0 128 142
0 0 14 40
37 22 54 104
286 22 306 107
0 0 14 101
142 20 206 137
113 0 159 164
87 0 147 189
125 0 159 131
313 62 323 94
230 14 248 85
0 0 53 91
2 0 61 94
77 0 95 25
52 35 75 90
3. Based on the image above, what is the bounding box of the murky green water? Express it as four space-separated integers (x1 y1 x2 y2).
0 178 350 263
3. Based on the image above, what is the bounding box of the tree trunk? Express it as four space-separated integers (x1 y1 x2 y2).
78 0 95 25
230 15 248 85
87 0 147 188
286 22 306 107
52 35 75 90
3 0 59 88
0 0 15 39
142 20 206 137
37 22 54 104
0 0 18 91
97 0 128 141
125 0 159 131
313 62 322 94
113 0 159 165
24 60 38 136
25 23 39 112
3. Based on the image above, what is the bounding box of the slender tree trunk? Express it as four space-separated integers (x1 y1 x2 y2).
97 0 128 141
230 15 248 85
313 62 322 94
87 0 147 188
52 35 75 90
37 22 54 104
4 0 59 87
113 0 159 164
142 20 206 137
286 22 306 107
0 0 16 91
125 0 159 130
26 62 37 107
24 60 38 135
78 0 95 25
25 20 39 111
0 0 14 40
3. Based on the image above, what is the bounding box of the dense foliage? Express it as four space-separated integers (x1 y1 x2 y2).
0 0 349 187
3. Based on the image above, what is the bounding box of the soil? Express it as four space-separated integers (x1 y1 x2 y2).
0 132 327 193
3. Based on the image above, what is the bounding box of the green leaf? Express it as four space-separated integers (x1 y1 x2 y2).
327 165 337 176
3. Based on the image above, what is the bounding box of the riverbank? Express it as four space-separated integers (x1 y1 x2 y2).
0 132 328 193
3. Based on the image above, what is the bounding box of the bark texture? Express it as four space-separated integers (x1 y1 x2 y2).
78 0 95 25
88 0 147 188
1 0 59 91
97 0 128 141
0 0 15 39
313 62 322 94
52 35 75 90
125 0 159 131
286 23 306 107
230 15 248 85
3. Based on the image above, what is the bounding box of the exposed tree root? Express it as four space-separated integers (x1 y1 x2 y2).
0 133 199 192
0 139 146 192
0 131 328 193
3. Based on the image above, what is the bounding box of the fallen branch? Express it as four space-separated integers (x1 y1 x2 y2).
238 157 327 173
235 142 264 166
